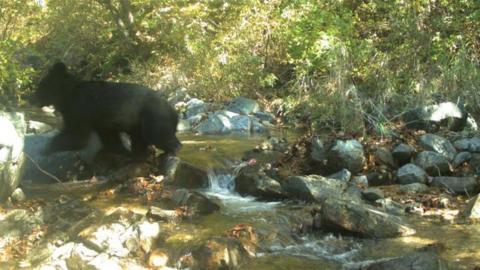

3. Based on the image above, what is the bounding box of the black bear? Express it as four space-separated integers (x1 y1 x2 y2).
35 62 181 158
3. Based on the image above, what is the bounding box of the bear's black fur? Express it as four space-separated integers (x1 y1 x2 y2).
35 62 181 157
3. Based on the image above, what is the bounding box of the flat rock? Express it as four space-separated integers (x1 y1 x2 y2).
430 176 478 195
282 175 347 202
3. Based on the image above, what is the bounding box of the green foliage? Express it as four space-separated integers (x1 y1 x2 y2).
1 0 479 132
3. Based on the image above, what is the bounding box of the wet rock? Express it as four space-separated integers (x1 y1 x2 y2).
311 136 327 163
22 131 99 183
226 97 260 115
430 176 478 195
164 157 209 188
147 206 182 223
344 249 448 270
392 143 416 165
78 208 160 257
463 194 480 219
320 197 415 238
282 175 347 202
27 120 53 134
171 189 220 216
399 183 429 194
0 112 26 202
191 237 253 270
235 166 285 200
327 139 366 174
454 137 480 152
419 133 456 160
362 188 384 202
374 147 396 168
396 164 428 185
414 151 451 176
452 151 472 168
328 169 352 182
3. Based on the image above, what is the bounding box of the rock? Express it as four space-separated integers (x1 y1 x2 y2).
191 237 253 270
226 97 260 115
148 250 169 268
171 189 220 215
403 101 470 131
164 157 209 188
196 111 266 134
250 116 267 133
344 249 448 270
185 98 207 118
253 111 275 123
27 120 53 134
418 134 456 160
454 137 480 152
352 175 369 187
392 143 416 165
282 175 347 202
167 88 190 105
414 151 451 176
452 151 472 168
399 183 429 194
10 187 26 202
374 147 396 168
396 164 428 185
463 194 480 219
320 197 415 238
375 198 406 216
177 119 191 132
430 176 478 195
78 208 160 257
0 112 26 202
362 188 384 202
22 133 98 183
187 113 207 126
235 166 285 200
257 137 288 152
310 136 327 163
327 169 352 182
327 139 366 174
147 207 183 223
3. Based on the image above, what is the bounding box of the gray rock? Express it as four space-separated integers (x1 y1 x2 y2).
327 139 366 174
452 151 472 168
185 98 207 118
226 97 260 115
344 249 448 270
311 136 326 163
362 188 384 202
167 88 190 105
235 167 285 200
0 112 26 202
374 147 396 168
375 198 406 216
10 187 26 202
399 183 429 194
230 115 251 132
419 134 456 160
454 137 480 152
403 101 470 132
282 175 347 202
392 143 416 165
27 120 53 134
187 113 207 126
328 169 352 182
196 110 237 134
463 194 480 219
430 176 478 195
164 157 209 188
191 237 252 270
171 189 220 215
352 175 369 187
320 197 415 238
253 111 275 123
396 164 428 185
415 151 451 176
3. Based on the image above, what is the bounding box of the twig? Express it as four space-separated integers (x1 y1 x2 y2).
24 152 64 185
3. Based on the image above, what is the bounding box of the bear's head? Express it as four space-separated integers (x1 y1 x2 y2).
35 62 71 107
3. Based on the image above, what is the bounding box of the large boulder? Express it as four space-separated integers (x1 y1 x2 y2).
235 166 285 200
164 157 209 188
454 137 480 152
282 175 347 202
196 111 266 134
430 176 478 195
0 112 26 202
374 147 396 168
396 164 428 185
414 151 451 176
226 97 260 115
392 143 416 165
418 134 456 160
185 98 207 119
327 139 366 174
320 197 416 238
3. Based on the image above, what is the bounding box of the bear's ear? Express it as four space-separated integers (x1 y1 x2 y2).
51 62 68 74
